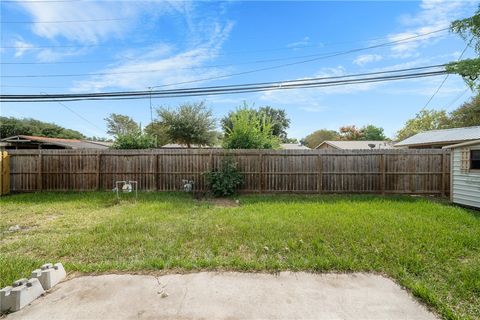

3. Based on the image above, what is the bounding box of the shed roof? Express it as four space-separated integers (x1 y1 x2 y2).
1 135 110 149
395 126 480 147
315 140 394 150
442 139 480 149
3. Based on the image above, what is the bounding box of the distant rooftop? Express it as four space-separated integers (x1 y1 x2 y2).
395 126 480 147
315 140 394 150
1 135 110 149
280 143 310 150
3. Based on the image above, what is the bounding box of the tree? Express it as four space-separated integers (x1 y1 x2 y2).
156 102 216 148
396 109 451 141
339 125 363 140
221 103 291 142
446 8 480 90
222 107 280 149
0 117 85 139
144 121 171 147
111 130 155 149
104 113 139 137
258 106 290 141
449 94 480 127
301 129 339 148
361 125 387 140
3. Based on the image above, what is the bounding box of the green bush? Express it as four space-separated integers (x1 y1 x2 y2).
204 157 243 197
112 131 155 149
222 107 280 149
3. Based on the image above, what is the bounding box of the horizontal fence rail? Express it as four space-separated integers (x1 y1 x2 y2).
6 149 450 196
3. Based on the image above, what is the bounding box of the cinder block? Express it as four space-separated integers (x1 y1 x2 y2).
30 263 66 290
0 278 44 312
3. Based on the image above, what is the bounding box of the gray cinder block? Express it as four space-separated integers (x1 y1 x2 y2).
0 278 44 312
30 263 66 290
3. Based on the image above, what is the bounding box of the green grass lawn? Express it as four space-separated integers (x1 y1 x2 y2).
0 192 479 319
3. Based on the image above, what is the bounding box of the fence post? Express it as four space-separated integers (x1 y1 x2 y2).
317 154 322 193
0 151 10 196
380 153 385 195
155 153 159 191
441 152 446 198
96 152 101 191
38 151 43 191
259 154 263 193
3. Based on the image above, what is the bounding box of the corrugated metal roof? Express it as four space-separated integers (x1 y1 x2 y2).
1 135 109 149
316 141 394 150
395 126 480 147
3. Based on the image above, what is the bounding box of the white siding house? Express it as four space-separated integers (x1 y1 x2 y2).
444 140 480 209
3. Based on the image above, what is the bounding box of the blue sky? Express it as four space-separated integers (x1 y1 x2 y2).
1 0 478 140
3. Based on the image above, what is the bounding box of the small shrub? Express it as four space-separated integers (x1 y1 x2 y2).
204 157 243 197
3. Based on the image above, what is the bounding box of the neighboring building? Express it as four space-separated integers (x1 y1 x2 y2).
280 143 310 150
0 135 111 149
315 140 394 150
395 126 480 149
444 140 480 209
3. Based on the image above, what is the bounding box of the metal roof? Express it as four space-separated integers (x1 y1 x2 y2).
1 135 109 149
395 126 480 147
315 140 394 150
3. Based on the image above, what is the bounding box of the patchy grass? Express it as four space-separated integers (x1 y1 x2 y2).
0 192 479 319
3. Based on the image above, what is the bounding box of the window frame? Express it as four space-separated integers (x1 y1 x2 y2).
470 149 480 171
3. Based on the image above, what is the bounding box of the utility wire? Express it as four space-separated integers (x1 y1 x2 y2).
0 27 450 61
0 29 450 80
3 65 447 98
422 39 472 110
1 68 448 102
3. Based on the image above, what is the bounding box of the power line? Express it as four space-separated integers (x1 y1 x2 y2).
445 88 470 109
0 28 450 80
0 27 451 62
37 92 104 132
422 39 472 109
1 66 448 102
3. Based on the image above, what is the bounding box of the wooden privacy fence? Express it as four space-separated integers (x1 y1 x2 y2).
0 151 10 195
6 149 450 195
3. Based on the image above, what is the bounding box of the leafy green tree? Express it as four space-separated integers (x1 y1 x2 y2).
222 107 280 149
301 129 339 148
361 125 387 140
0 117 85 139
449 94 480 127
111 130 155 149
258 106 290 141
396 109 451 141
339 125 363 140
104 113 139 136
447 8 480 89
221 103 291 142
156 102 216 148
144 121 171 147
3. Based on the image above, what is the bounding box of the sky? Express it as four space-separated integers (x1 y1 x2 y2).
0 0 478 140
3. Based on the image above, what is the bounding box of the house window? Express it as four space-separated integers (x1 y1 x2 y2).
471 150 480 170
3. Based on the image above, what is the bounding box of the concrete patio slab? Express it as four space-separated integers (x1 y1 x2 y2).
6 272 438 320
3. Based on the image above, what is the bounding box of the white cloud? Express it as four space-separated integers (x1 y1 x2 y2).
72 22 234 92
14 0 188 44
353 54 383 66
387 0 477 58
13 39 33 57
287 37 311 49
